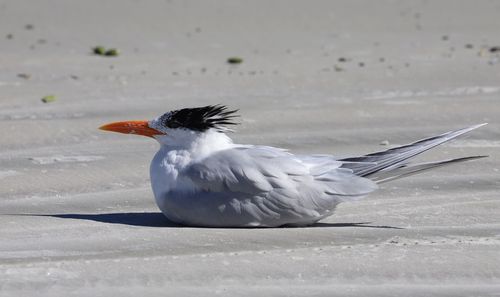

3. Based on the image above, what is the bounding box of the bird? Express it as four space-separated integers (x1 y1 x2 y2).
99 105 487 227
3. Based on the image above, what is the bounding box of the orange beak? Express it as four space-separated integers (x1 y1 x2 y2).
99 121 164 138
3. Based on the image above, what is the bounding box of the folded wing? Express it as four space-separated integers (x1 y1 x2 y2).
184 146 378 225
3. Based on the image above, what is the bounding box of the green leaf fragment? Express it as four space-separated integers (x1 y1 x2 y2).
93 46 106 55
105 49 119 56
41 95 56 103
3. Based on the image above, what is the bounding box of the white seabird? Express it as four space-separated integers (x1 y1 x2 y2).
100 105 486 227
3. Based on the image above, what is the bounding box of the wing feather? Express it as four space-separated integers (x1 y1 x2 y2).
185 146 377 200
178 146 378 226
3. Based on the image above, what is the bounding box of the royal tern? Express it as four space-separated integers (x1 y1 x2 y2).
100 105 486 227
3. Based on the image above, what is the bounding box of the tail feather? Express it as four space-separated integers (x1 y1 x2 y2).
370 156 487 183
340 124 487 179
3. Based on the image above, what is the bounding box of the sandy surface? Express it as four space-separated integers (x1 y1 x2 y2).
1 0 499 296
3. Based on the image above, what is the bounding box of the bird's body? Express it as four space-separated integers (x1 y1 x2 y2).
100 105 486 227
149 130 377 227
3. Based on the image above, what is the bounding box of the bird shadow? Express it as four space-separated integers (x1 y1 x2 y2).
34 212 181 227
308 222 404 229
12 212 404 229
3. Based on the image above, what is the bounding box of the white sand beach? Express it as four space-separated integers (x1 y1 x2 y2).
1 0 499 296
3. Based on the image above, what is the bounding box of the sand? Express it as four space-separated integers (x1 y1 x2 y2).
1 0 499 296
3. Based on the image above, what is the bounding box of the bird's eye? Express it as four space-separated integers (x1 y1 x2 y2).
167 120 180 128
158 112 181 129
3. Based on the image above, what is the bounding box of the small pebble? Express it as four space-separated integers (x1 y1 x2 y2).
6 33 13 39
478 48 489 57
338 57 347 62
380 140 390 146
17 73 31 79
489 46 500 53
441 35 449 41
25 24 34 30
227 57 243 64
465 43 474 49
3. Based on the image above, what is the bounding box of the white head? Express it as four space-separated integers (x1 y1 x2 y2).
99 105 239 151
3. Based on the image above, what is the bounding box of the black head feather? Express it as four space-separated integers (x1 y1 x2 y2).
158 105 239 132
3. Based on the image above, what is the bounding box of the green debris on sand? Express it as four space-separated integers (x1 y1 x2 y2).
93 46 120 57
227 57 243 64
41 95 56 103
93 46 106 55
104 48 119 56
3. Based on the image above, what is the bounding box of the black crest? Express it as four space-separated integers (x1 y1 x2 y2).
159 105 239 132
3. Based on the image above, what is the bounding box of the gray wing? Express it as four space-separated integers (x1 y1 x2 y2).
183 146 377 226
185 146 304 194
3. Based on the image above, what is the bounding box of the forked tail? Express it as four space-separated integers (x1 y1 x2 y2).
339 124 488 183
